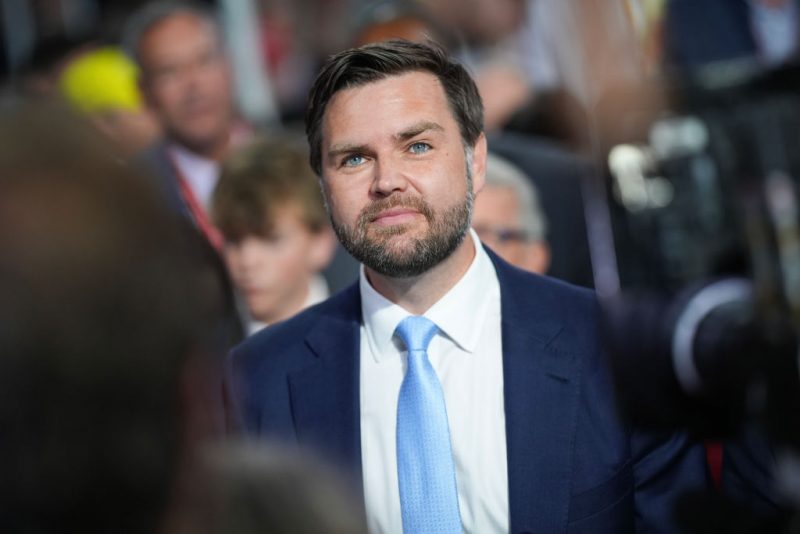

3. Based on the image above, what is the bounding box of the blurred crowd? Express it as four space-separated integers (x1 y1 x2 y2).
1 0 799 532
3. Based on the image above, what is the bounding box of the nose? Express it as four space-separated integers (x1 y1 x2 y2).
230 237 265 272
370 158 408 197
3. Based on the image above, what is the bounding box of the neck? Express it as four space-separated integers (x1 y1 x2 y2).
365 233 476 315
174 130 231 162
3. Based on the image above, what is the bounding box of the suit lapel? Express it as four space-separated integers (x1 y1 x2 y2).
287 285 363 480
283 254 584 530
492 253 582 533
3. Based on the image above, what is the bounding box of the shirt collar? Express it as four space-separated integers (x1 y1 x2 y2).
167 143 219 209
360 229 499 362
167 142 218 174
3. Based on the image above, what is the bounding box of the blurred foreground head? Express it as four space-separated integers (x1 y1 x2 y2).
189 441 368 534
0 103 232 533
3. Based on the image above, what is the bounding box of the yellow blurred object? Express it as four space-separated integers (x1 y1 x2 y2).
59 47 142 113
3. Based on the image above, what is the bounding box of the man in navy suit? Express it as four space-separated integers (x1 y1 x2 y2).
228 40 708 533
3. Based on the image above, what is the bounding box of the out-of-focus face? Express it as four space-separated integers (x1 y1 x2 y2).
473 184 550 274
354 16 433 47
421 0 525 43
319 70 486 278
138 12 234 156
223 206 333 325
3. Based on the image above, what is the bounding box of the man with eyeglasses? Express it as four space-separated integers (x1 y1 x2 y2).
473 152 551 275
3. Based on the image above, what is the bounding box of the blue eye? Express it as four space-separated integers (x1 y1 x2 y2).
343 154 366 167
409 142 431 154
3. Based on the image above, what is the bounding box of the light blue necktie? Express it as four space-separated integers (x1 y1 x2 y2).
395 316 462 534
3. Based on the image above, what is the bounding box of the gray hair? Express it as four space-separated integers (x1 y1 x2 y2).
484 152 548 241
121 1 221 67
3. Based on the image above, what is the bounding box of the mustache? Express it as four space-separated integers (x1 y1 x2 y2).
357 194 434 226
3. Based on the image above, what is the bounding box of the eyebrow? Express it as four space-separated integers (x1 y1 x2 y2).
326 143 371 162
394 121 444 142
325 121 445 163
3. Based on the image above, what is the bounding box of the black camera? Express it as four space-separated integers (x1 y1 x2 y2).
585 63 800 529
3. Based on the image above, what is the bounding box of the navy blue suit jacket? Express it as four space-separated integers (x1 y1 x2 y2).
229 248 708 533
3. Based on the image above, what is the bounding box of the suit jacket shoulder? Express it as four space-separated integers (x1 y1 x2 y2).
232 283 359 378
228 283 362 465
133 141 191 219
490 249 598 355
488 250 708 533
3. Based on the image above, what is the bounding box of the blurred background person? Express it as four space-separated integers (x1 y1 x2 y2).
473 152 550 275
664 0 800 71
351 0 532 131
0 101 237 533
212 136 336 334
58 45 161 156
124 1 252 250
487 131 594 287
352 0 455 50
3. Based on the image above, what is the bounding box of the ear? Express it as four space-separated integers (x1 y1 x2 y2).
309 226 337 272
471 133 488 196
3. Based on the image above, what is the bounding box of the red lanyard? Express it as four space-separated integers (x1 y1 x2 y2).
169 155 224 253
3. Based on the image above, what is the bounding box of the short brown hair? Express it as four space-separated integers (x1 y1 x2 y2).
305 39 484 175
213 136 328 241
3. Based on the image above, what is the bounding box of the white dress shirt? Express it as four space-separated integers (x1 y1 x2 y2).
359 229 509 534
168 143 220 212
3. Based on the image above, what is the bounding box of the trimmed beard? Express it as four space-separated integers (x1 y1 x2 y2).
329 148 475 278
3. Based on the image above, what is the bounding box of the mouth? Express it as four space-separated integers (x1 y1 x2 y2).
370 208 420 226
239 285 263 298
182 97 219 118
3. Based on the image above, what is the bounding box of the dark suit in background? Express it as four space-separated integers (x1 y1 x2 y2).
490 132 594 288
664 0 800 68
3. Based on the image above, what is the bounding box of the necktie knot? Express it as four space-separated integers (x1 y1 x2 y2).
395 315 438 353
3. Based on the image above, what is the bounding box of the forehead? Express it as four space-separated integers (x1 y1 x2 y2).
321 71 456 143
140 13 217 59
475 185 521 223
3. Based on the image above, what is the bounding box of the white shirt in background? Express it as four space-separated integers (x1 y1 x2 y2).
168 143 220 212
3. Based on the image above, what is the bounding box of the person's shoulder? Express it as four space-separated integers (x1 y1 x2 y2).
491 250 600 355
134 139 169 167
494 251 596 314
131 139 174 183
